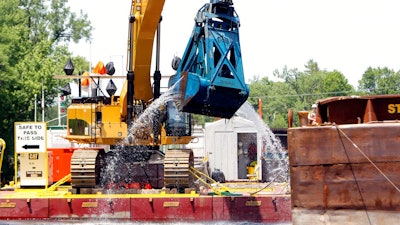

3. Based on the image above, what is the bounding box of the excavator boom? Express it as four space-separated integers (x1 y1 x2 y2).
120 0 166 119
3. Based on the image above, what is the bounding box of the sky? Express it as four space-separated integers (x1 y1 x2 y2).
67 0 400 88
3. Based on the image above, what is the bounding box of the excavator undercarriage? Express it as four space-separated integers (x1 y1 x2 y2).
69 148 194 193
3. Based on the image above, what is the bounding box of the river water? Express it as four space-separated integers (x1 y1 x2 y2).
0 221 291 225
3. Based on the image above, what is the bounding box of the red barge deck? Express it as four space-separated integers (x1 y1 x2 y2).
0 183 291 223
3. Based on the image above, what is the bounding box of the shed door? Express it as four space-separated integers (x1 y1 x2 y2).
211 131 236 180
237 132 257 179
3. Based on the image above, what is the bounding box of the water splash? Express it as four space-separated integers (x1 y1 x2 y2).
100 78 289 188
100 79 184 189
124 91 180 145
122 78 184 145
236 101 289 183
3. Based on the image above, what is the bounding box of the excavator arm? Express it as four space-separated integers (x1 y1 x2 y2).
120 0 166 119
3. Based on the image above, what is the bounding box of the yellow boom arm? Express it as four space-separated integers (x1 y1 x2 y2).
120 0 165 118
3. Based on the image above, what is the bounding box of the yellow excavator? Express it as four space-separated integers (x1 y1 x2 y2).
61 0 249 192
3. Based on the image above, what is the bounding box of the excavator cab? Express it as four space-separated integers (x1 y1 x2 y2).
169 0 249 119
165 101 191 137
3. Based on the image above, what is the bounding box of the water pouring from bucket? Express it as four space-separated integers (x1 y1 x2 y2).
236 102 290 183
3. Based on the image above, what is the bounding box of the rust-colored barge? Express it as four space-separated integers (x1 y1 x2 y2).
289 94 400 225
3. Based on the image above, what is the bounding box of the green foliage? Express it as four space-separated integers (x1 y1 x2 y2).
358 67 400 94
19 0 92 44
249 60 355 128
192 114 214 126
48 0 92 43
69 55 91 75
0 0 92 184
320 70 353 97
247 76 296 127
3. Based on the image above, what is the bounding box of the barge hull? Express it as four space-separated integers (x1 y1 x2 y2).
289 123 400 224
0 192 291 222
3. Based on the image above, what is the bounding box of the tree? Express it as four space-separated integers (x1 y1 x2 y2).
320 70 354 97
273 60 321 108
248 60 355 128
358 67 382 93
264 81 297 128
0 0 92 184
20 0 92 44
0 1 27 184
247 76 296 128
358 67 400 94
379 71 400 94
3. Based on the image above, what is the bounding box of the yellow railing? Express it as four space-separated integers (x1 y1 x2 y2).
189 166 232 196
0 138 5 186
46 174 71 192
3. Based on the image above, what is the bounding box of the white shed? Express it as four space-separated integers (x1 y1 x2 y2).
205 116 262 181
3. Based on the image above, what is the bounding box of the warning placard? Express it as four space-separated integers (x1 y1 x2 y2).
15 122 47 153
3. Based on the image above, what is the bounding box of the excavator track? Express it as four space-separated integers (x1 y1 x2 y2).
164 149 194 190
70 149 104 189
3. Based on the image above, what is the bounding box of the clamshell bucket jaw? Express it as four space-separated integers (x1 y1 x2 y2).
170 71 249 119
168 0 249 119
